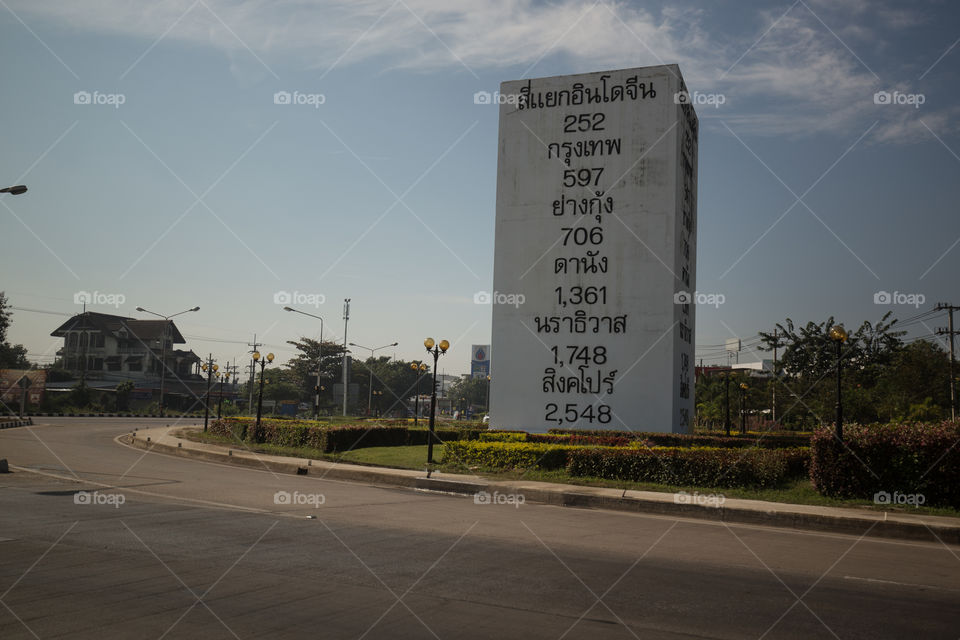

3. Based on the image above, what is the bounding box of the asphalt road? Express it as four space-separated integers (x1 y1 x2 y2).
1 417 959 639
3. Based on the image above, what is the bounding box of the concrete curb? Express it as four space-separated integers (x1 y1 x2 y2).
0 418 33 429
122 430 960 545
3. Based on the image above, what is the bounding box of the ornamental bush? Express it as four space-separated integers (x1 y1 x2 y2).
547 428 809 449
566 447 809 488
810 422 960 508
442 441 578 470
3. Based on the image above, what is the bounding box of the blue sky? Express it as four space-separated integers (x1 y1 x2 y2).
1 0 959 375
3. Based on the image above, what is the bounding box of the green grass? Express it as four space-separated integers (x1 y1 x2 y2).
175 429 960 518
338 445 434 470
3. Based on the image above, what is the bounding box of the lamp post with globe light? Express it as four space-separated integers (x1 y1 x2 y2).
829 324 848 441
410 362 427 425
247 351 274 441
423 338 449 464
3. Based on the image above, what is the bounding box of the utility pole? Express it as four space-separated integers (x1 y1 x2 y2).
342 299 350 417
247 334 262 413
936 303 959 420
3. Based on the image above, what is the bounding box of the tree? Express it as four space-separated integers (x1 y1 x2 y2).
758 312 909 425
447 376 489 411
0 292 30 369
116 381 135 411
284 338 348 406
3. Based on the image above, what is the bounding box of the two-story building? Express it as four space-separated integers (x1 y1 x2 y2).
51 311 201 386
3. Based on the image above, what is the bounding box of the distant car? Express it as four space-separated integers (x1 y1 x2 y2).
482 415 490 424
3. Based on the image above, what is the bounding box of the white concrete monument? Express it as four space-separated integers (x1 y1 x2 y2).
490 64 697 433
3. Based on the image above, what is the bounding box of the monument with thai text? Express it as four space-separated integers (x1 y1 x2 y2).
490 64 697 433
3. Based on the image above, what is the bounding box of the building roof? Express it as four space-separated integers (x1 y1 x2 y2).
50 312 186 344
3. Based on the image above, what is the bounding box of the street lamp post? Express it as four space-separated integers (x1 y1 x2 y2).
247 351 274 442
423 338 449 464
411 362 427 424
829 325 848 441
739 382 748 435
342 299 350 417
0 185 27 195
723 372 731 436
349 341 398 415
217 371 230 419
135 305 199 416
372 390 383 417
200 355 218 432
284 306 323 420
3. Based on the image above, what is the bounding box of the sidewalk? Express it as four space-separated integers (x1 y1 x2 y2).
122 425 960 545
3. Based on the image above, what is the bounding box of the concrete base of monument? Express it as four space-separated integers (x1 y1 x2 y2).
119 426 960 545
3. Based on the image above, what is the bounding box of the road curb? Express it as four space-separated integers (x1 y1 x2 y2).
0 418 33 429
122 432 960 545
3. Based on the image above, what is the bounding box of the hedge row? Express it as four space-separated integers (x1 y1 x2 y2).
442 439 810 487
567 447 810 488
208 418 481 453
810 422 960 508
547 428 809 449
442 441 578 470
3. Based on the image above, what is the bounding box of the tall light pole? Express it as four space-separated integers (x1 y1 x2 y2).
423 337 449 464
201 355 218 432
284 306 323 420
739 382 748 435
0 185 27 195
349 341 398 415
135 305 199 416
342 299 350 416
829 325 848 441
248 351 274 441
411 362 427 425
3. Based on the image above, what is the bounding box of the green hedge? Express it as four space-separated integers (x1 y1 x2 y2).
547 428 809 449
442 441 578 470
810 422 960 508
566 447 810 488
209 418 481 453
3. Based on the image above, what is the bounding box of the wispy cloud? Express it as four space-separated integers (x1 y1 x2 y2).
6 0 950 142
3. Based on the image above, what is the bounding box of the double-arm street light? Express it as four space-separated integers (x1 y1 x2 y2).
284 306 323 419
423 337 449 464
739 382 748 434
349 341 398 416
135 305 199 416
1 185 27 195
201 356 218 432
410 361 427 425
247 351 274 441
829 324 848 441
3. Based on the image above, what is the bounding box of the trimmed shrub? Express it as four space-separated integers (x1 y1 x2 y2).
478 431 528 443
442 441 578 470
528 433 632 447
547 428 809 449
810 422 960 508
566 447 808 488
